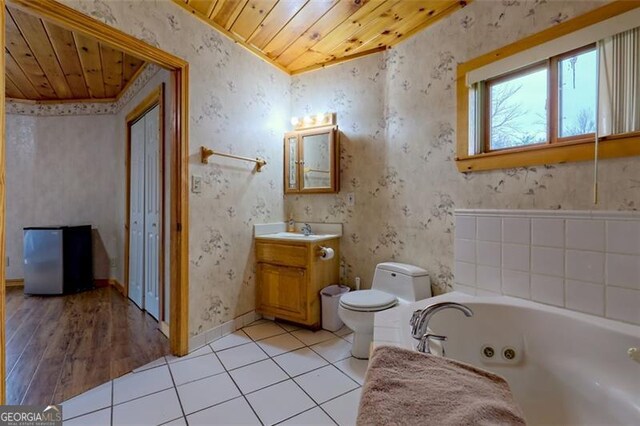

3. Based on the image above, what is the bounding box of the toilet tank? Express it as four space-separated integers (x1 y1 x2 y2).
371 262 431 301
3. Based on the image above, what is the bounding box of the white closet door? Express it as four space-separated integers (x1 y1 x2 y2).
143 105 161 320
128 118 145 309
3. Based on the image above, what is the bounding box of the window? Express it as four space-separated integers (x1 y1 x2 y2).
558 48 597 139
456 3 640 173
482 45 597 153
487 65 549 151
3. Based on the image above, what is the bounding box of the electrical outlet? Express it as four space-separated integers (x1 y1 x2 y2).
346 192 355 206
191 175 202 193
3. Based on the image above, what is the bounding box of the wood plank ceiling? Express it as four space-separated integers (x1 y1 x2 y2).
173 0 469 74
5 6 147 102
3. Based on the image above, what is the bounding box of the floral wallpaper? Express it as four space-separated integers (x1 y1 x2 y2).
286 0 640 295
58 0 289 337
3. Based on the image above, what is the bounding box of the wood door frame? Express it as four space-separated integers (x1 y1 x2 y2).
1 0 191 402
0 0 6 406
124 85 165 321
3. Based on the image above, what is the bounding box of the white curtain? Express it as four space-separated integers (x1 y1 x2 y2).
599 27 640 136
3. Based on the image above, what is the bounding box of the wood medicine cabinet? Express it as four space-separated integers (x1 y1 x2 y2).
284 125 339 194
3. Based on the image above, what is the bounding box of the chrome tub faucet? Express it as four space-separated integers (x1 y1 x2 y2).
410 302 473 354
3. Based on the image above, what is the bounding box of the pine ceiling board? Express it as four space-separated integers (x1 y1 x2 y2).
5 13 58 98
229 0 279 41
284 0 397 71
73 33 106 98
291 45 386 74
5 51 43 99
212 0 248 29
285 49 330 73
391 0 467 47
358 0 459 54
263 0 338 60
186 0 216 16
329 0 433 57
122 55 145 85
9 7 74 99
302 0 398 56
247 0 308 49
5 75 26 99
171 0 472 74
277 0 371 67
101 44 124 98
208 0 228 18
42 21 90 99
5 6 148 101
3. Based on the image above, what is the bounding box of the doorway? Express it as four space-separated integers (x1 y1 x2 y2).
126 87 164 322
0 0 190 404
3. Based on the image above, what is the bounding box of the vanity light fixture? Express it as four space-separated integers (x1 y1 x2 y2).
291 112 337 130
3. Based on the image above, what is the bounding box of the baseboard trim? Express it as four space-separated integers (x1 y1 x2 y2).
8 278 126 293
5 278 125 297
160 321 170 338
5 279 24 287
108 279 125 295
188 310 262 352
94 279 111 288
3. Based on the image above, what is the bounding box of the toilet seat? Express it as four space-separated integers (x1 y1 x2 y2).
340 290 397 312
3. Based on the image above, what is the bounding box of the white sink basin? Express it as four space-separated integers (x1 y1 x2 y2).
274 232 310 238
255 232 340 242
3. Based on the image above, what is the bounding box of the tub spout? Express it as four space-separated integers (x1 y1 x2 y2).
411 302 473 342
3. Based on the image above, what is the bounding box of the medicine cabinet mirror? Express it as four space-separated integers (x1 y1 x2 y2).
284 125 339 194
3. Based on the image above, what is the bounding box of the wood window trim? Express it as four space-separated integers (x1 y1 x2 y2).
456 0 640 173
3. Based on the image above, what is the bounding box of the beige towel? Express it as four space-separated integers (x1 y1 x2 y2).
357 345 526 426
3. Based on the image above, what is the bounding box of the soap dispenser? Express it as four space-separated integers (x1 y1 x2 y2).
287 214 296 232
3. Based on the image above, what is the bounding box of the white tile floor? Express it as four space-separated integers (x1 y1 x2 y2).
62 321 368 425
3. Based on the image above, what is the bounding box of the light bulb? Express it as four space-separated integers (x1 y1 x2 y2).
316 113 326 123
290 117 299 126
303 115 313 125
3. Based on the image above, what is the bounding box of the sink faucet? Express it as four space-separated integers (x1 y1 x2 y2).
410 302 473 354
301 223 312 236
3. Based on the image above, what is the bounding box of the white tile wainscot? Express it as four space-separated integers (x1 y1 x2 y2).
454 209 640 326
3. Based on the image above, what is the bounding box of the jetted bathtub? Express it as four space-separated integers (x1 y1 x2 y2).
372 292 640 425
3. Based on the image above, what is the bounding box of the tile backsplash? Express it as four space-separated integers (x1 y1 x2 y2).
454 210 640 326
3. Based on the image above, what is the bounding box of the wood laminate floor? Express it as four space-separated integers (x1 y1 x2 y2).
4 286 170 405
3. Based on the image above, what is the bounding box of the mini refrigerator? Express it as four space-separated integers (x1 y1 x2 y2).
23 226 94 295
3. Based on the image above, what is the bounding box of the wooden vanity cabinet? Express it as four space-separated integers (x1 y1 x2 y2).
256 238 340 328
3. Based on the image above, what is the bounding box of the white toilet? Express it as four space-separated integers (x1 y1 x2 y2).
338 262 431 359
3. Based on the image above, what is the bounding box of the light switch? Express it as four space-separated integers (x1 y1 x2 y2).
191 175 202 193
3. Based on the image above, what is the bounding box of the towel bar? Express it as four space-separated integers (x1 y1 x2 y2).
200 146 267 172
